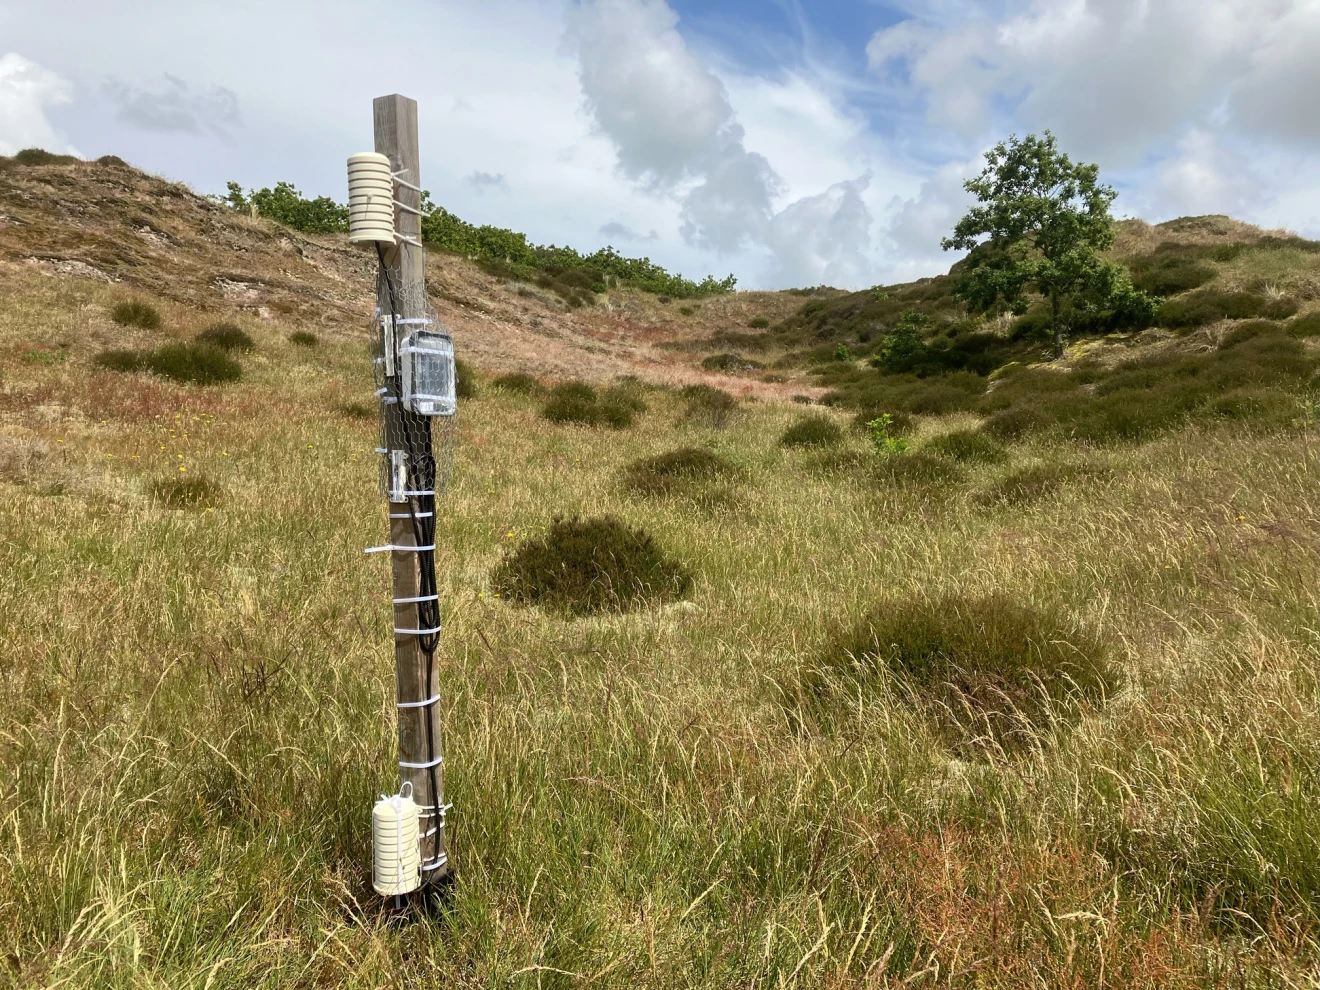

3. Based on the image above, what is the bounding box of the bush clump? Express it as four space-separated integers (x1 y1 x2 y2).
143 343 242 385
94 343 241 385
195 322 254 352
1156 290 1297 330
455 357 477 399
701 352 762 373
747 316 771 329
492 372 545 395
542 382 635 429
1287 311 1320 338
680 384 738 427
289 331 318 347
779 414 843 449
873 451 965 488
794 592 1119 753
926 429 1007 464
622 447 739 497
14 148 80 166
111 299 162 330
151 474 221 509
974 463 1104 508
491 515 692 615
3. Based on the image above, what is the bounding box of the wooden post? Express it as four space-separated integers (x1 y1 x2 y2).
374 93 449 883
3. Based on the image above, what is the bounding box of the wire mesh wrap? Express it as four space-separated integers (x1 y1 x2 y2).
372 243 454 879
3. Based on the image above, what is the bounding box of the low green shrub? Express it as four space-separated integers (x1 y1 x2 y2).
14 148 79 166
94 343 241 385
337 401 376 420
111 299 162 330
622 447 738 497
195 322 254 352
680 384 738 427
779 414 843 448
151 473 221 508
873 451 965 488
747 317 770 329
143 343 242 385
791 592 1119 753
289 331 318 347
455 357 477 399
542 382 634 429
1156 290 1297 329
701 352 762 373
491 515 692 615
491 372 544 395
974 463 1102 508
926 429 1007 464
93 349 145 373
1287 311 1320 338
1205 388 1303 428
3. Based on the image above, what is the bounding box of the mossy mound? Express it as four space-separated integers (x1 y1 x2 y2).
792 592 1119 754
491 516 692 615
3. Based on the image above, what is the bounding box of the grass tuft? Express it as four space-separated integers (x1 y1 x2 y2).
679 384 738 427
542 381 636 429
491 515 692 615
289 331 319 347
491 372 545 395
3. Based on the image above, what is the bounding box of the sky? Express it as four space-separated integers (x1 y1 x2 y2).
1 0 1318 290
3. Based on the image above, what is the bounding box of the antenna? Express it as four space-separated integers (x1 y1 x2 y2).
352 94 457 904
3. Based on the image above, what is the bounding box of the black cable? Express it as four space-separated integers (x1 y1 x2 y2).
377 240 444 880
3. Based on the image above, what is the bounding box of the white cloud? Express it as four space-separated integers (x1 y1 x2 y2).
101 74 239 135
1143 128 1264 221
880 157 978 281
465 171 509 193
765 175 874 287
0 52 78 157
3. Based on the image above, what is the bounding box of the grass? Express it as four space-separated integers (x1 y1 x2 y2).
679 384 738 427
490 515 692 615
289 330 318 347
1 272 1319 986
150 473 222 508
491 372 545 395
925 428 1006 464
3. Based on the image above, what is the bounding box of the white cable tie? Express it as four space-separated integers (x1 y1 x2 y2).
396 234 422 248
421 858 448 872
390 511 434 519
399 755 443 770
393 199 428 216
396 694 441 708
365 544 436 554
393 593 439 604
394 625 442 636
396 317 433 325
401 489 435 497
374 447 388 453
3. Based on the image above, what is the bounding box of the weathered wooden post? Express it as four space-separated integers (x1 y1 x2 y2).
357 94 454 898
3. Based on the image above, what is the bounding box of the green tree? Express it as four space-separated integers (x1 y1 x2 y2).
942 132 1154 359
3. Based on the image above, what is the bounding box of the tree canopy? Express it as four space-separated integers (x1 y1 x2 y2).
942 132 1154 358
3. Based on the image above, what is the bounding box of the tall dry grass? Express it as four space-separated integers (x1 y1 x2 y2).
0 274 1317 986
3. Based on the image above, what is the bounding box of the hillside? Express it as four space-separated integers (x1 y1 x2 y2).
0 154 806 394
0 153 1317 986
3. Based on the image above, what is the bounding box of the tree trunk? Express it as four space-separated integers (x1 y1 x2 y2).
1051 291 1064 360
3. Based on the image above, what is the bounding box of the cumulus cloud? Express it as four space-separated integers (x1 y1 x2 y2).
567 0 885 283
101 74 239 135
465 170 509 193
866 0 1271 164
566 0 781 253
599 220 658 242
1145 129 1264 220
0 52 78 157
765 176 874 287
880 158 978 280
